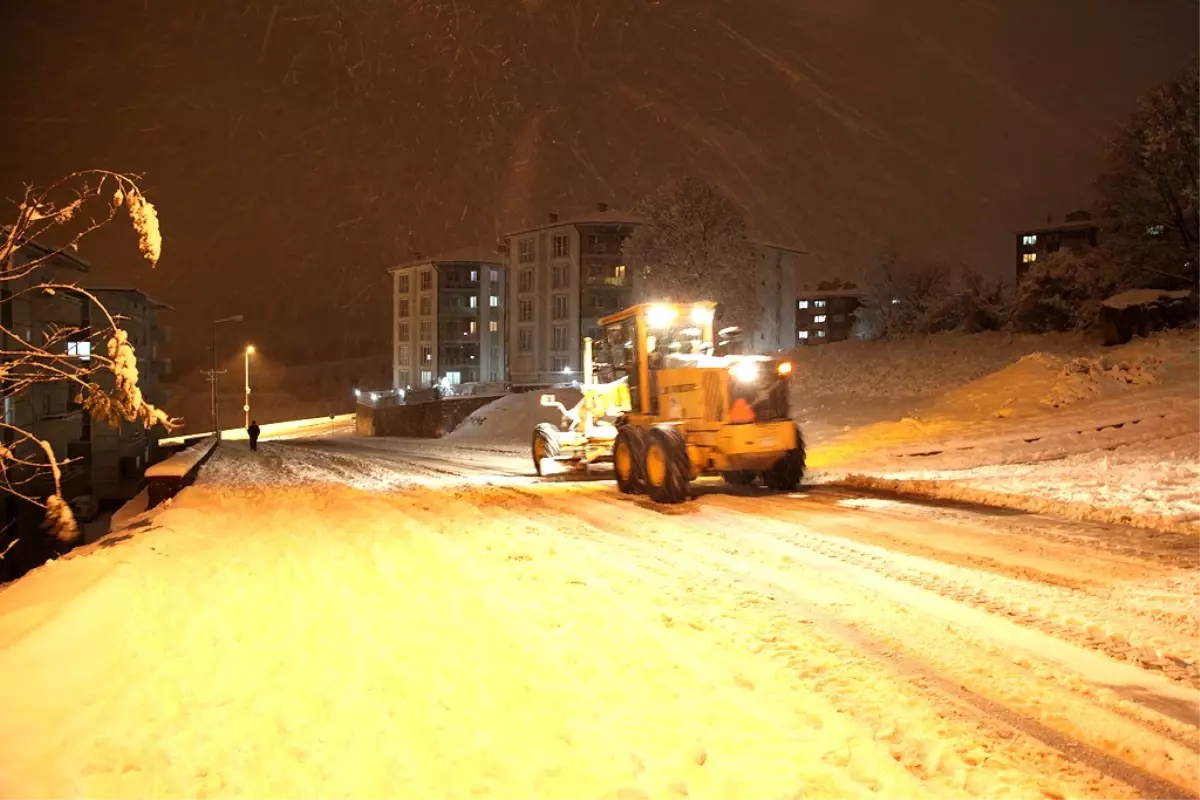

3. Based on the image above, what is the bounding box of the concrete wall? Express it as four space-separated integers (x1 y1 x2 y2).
356 395 501 438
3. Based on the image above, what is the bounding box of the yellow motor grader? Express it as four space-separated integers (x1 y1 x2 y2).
531 301 805 504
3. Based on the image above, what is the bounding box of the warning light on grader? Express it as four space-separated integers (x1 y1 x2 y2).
777 361 793 375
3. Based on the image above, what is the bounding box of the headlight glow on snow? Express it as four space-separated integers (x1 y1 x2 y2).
729 361 760 383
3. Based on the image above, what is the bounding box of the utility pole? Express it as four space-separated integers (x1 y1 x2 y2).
244 345 255 428
211 314 245 440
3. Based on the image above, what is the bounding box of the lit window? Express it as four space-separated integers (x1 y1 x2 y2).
489 295 499 308
817 330 826 338
798 330 809 339
1022 234 1037 246
1023 253 1037 263
813 315 827 324
614 265 626 281
488 320 499 333
490 269 499 282
814 300 826 308
798 300 809 309
469 321 477 334
469 295 478 309
470 270 478 282
420 346 433 363
67 341 91 360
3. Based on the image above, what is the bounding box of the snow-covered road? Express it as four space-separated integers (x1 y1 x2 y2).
0 436 1197 799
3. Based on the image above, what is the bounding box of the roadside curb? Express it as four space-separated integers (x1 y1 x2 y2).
833 472 1200 536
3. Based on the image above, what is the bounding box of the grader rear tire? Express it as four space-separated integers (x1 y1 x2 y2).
531 423 561 476
763 425 807 491
722 470 757 486
643 425 690 504
614 425 648 494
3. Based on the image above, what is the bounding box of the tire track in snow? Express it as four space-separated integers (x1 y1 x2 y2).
513 488 1198 799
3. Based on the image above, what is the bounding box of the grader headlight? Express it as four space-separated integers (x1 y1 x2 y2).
777 361 793 376
646 304 678 328
690 306 714 325
729 360 760 383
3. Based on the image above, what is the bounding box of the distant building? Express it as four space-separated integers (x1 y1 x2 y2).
796 280 862 345
751 243 805 352
84 289 173 502
502 205 639 386
388 248 506 390
1015 210 1099 280
1 233 93 580
501 205 806 384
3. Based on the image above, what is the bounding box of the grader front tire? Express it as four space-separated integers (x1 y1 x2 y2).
643 425 690 505
531 423 562 477
763 425 807 491
614 425 648 494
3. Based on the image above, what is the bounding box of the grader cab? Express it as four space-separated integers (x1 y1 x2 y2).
530 301 806 503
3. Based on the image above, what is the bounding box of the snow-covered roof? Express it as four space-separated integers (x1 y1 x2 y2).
1016 218 1099 236
1 224 92 271
386 246 504 273
503 207 645 238
87 286 174 311
1101 289 1192 310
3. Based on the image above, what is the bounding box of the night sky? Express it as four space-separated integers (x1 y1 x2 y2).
1 0 1195 375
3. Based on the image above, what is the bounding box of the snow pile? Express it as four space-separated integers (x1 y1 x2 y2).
444 389 582 445
1102 288 1193 310
810 330 1200 532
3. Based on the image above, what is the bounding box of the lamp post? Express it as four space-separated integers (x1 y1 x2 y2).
244 345 255 429
210 314 244 440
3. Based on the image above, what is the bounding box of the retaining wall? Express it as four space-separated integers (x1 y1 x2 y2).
355 395 502 438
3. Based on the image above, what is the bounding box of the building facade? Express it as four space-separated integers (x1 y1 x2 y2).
86 289 172 502
1015 210 1099 281
502 206 806 384
795 280 862 345
503 205 637 386
389 250 506 390
751 243 804 352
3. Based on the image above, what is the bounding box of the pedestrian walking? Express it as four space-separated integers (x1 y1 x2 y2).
247 420 261 451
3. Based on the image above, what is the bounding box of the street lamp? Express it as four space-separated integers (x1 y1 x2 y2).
244 345 255 428
210 314 244 440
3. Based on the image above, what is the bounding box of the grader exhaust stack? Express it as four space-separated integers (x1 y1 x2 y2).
583 336 593 385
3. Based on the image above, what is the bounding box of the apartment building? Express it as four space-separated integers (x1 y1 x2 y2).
503 205 637 386
1015 209 1099 281
502 205 806 384
796 280 863 345
389 249 506 390
751 243 804 352
85 288 172 502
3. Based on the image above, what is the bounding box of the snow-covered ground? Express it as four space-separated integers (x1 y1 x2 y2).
0 434 1196 799
803 329 1200 533
159 413 355 447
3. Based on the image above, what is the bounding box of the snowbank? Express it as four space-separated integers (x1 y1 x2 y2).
160 413 355 447
444 389 582 446
809 330 1200 533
